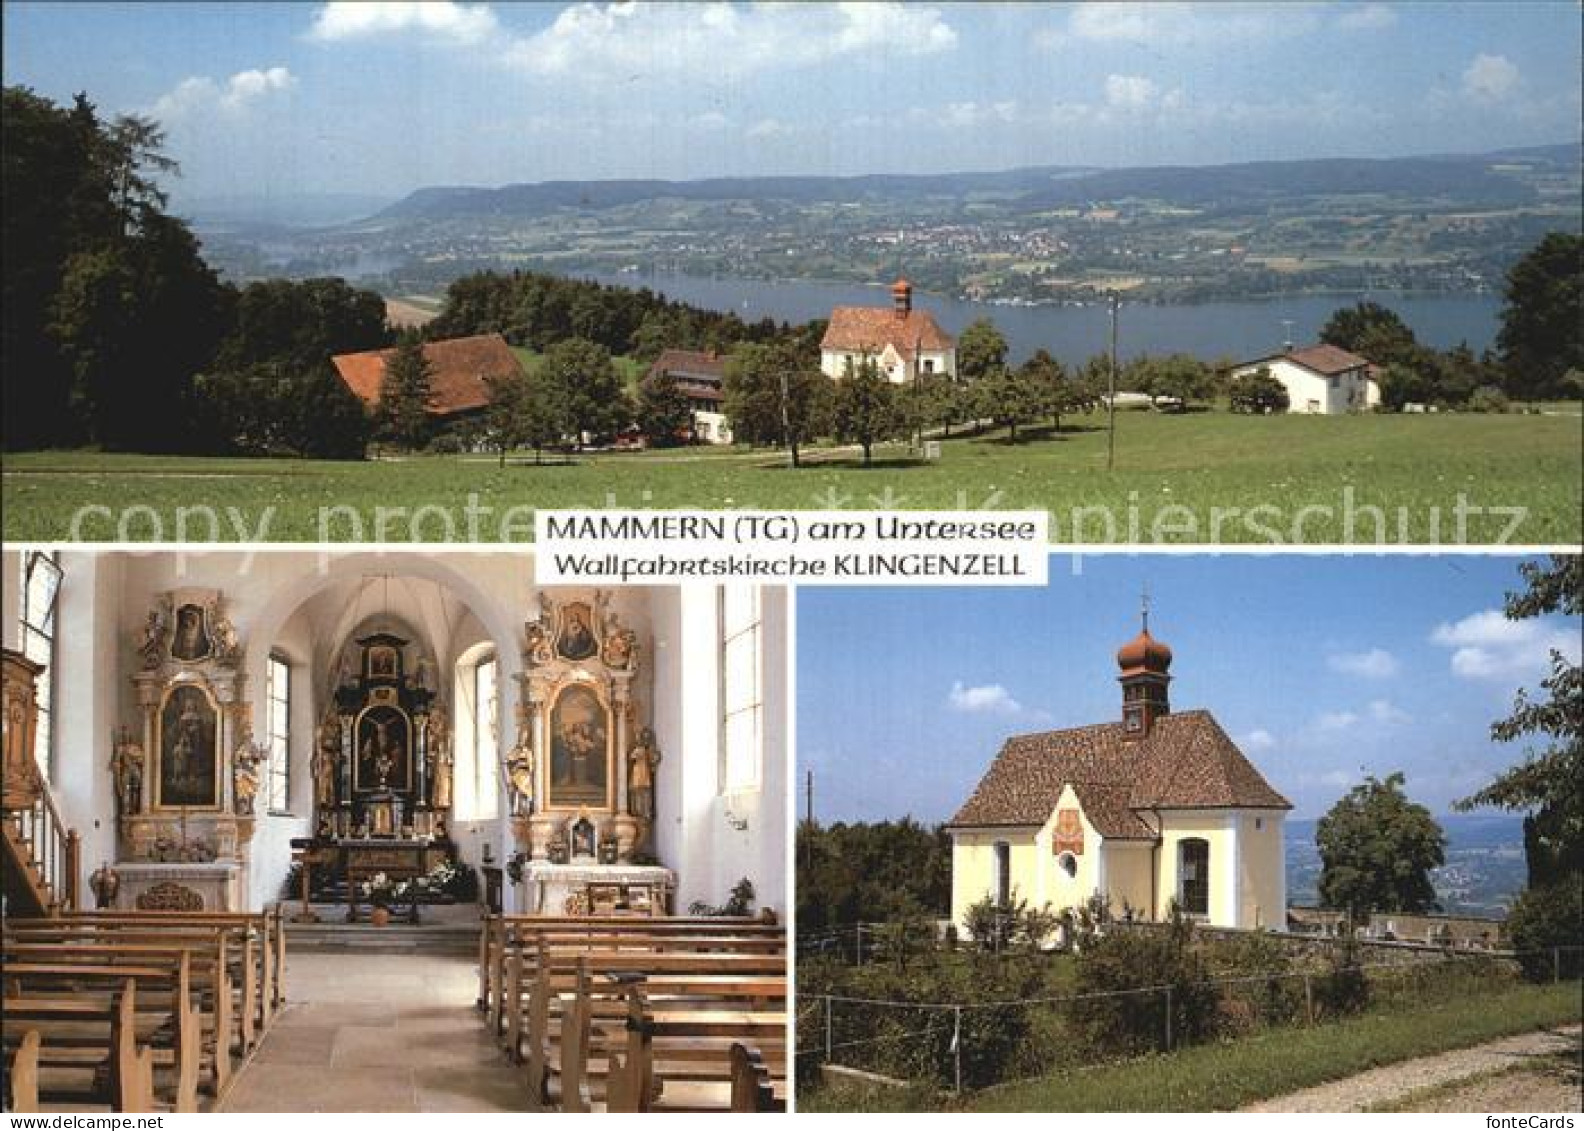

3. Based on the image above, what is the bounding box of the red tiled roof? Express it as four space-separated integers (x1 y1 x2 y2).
332 333 523 417
1242 343 1371 376
821 306 955 355
947 709 1291 833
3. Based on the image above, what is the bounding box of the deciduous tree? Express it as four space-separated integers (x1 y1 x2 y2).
956 317 1008 385
538 336 628 447
634 367 695 447
1497 232 1583 402
833 355 903 466
722 342 832 467
1317 772 1445 921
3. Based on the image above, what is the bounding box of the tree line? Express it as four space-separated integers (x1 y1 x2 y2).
6 84 1577 459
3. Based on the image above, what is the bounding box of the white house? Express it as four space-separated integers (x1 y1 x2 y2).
820 279 956 385
1231 343 1381 415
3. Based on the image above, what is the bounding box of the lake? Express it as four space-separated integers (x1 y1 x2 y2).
587 271 1502 364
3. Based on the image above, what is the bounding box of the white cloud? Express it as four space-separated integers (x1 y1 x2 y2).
505 2 956 81
689 111 730 131
1431 608 1579 682
1062 2 1323 47
308 2 498 45
1336 4 1397 32
1327 647 1400 680
947 681 1023 716
152 66 296 120
942 100 1020 128
1462 53 1520 102
1240 728 1277 753
745 117 792 140
1104 74 1157 110
1316 709 1360 732
1366 699 1412 726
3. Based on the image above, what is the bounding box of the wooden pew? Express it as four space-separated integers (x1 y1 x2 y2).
3 977 168 1113
730 1043 782 1113
479 914 780 1022
5 1029 41 1113
57 909 284 1023
519 944 786 1101
602 984 787 1113
486 916 785 1039
2 936 235 1092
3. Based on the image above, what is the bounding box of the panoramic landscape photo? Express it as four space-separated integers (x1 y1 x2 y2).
2 1 1580 543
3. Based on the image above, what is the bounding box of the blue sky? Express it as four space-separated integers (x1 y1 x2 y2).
4 2 1580 203
798 554 1582 822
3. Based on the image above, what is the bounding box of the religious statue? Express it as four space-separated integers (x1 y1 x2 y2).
313 708 340 809
627 727 661 823
232 731 266 817
602 620 636 670
208 602 240 664
525 594 555 667
504 731 535 817
89 861 120 909
110 727 145 817
137 607 166 670
427 704 453 811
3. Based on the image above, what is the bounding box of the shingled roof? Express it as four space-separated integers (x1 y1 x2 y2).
821 306 955 356
332 333 523 418
1242 343 1371 376
648 349 727 403
947 709 1291 834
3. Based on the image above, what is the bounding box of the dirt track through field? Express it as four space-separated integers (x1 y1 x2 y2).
1242 1025 1581 1112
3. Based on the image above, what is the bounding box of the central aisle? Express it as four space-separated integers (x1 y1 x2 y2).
220 951 532 1113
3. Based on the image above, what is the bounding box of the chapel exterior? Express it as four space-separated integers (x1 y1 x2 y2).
820 278 956 385
948 615 1291 933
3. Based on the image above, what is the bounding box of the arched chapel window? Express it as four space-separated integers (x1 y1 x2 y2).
20 552 62 781
1179 838 1210 917
265 652 291 813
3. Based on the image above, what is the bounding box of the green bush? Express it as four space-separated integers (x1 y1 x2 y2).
1468 385 1512 414
1506 878 1583 981
1069 911 1219 1054
1312 936 1370 1020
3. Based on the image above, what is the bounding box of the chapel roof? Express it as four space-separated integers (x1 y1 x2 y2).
820 305 955 356
947 709 1292 833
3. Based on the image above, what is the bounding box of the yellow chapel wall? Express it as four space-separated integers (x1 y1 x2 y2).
1102 840 1155 918
1028 783 1106 915
949 827 1038 931
1154 810 1242 927
1238 811 1286 930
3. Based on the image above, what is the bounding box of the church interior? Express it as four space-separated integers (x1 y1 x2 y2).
2 549 790 1112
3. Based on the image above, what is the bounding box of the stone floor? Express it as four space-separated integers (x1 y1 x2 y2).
219 951 534 1112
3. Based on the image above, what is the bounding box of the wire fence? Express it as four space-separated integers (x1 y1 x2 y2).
796 944 1583 1095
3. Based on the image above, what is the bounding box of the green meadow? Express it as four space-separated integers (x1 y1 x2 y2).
4 408 1579 544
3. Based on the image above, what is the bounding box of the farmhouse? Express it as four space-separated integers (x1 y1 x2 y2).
1230 342 1381 415
820 278 956 385
645 349 733 443
948 611 1291 932
331 332 523 422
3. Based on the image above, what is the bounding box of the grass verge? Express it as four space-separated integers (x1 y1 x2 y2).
797 980 1582 1113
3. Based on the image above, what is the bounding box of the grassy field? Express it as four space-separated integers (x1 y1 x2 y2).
3 408 1579 543
797 980 1582 1112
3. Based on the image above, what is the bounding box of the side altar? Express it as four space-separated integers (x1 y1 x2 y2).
506 592 675 914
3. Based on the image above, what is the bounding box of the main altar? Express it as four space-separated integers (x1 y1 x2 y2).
507 592 675 915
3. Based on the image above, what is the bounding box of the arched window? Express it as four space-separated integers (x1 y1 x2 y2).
1057 852 1078 880
1179 838 1210 917
450 647 498 822
20 552 62 780
265 652 292 813
720 588 762 794
993 841 1011 904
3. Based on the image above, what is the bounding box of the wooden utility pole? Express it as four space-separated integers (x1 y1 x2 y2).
804 769 814 827
1107 291 1119 471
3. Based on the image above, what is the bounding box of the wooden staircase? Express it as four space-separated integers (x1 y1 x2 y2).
3 646 80 919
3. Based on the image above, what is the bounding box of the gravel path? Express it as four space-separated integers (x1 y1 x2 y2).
1243 1025 1582 1113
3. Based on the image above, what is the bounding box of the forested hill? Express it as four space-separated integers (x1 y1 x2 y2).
375 144 1580 222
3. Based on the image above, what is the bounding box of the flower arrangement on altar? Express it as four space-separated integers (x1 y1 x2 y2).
358 872 413 909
